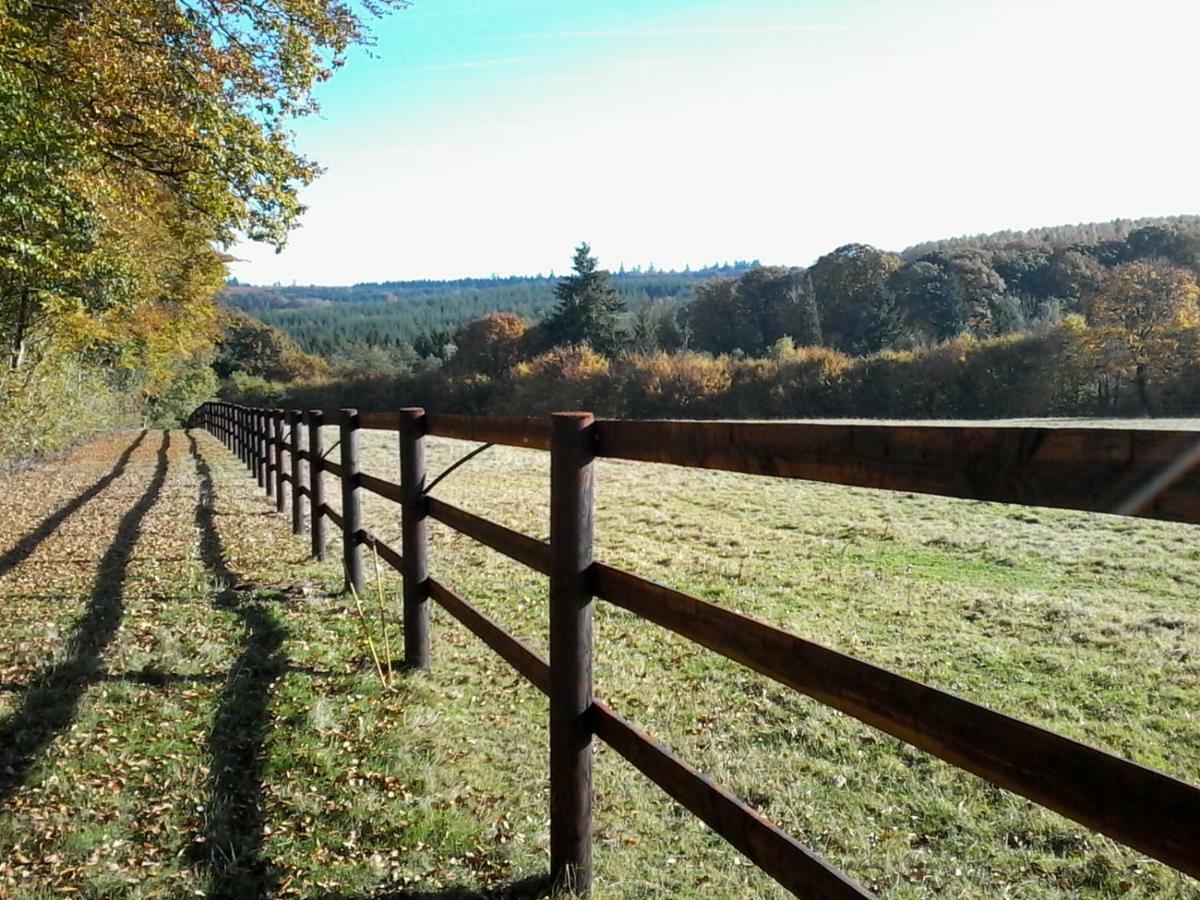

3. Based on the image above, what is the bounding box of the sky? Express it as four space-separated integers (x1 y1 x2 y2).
229 0 1200 285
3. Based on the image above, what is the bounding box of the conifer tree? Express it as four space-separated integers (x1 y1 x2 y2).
547 243 625 354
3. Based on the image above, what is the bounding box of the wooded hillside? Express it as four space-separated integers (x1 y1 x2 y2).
222 220 1200 420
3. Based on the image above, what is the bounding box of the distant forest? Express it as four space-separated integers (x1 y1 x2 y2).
225 215 1200 373
224 262 756 369
218 215 1200 419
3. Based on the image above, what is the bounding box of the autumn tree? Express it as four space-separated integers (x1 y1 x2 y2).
0 0 402 436
1084 262 1200 412
452 312 531 376
214 310 331 383
809 244 903 353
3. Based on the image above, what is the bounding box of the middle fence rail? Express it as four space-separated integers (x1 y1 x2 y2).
189 400 1200 898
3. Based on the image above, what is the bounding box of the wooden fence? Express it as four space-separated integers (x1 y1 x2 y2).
188 401 1200 897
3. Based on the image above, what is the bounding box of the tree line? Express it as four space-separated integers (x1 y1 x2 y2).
222 263 755 369
221 223 1200 418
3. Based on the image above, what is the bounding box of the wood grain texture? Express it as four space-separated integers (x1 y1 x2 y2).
425 412 551 450
358 472 404 503
549 413 596 894
339 409 365 595
593 420 1200 524
400 407 431 670
358 410 402 431
306 410 327 562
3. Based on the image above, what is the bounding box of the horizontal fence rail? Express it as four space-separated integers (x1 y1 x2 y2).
189 401 1200 895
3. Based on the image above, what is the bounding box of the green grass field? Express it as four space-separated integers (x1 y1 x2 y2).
0 426 1197 898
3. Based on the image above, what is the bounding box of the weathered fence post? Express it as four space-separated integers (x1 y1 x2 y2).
340 408 365 595
289 410 306 535
549 411 596 895
399 407 430 670
259 410 268 489
274 409 286 513
265 409 274 496
259 410 270 490
307 410 327 561
241 409 249 468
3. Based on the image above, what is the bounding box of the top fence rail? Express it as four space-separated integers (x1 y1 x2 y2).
294 406 1200 525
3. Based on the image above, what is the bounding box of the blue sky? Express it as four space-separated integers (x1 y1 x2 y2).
231 0 1200 284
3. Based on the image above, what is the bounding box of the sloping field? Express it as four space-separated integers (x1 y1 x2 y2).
0 427 1196 898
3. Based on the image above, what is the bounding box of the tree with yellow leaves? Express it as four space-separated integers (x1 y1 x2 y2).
0 0 404 453
1084 261 1200 413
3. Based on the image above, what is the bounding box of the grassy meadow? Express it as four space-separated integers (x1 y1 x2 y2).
0 425 1196 898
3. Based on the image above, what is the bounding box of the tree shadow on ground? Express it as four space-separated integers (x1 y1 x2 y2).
187 432 550 900
0 430 169 804
187 432 288 899
0 430 147 581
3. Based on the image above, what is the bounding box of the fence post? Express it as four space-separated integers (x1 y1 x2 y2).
241 409 249 468
399 407 430 670
339 408 365 595
261 412 273 496
307 410 327 561
260 410 270 490
258 410 267 489
274 409 287 513
549 411 596 895
289 410 305 534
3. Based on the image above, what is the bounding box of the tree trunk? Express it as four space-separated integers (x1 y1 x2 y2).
1135 363 1154 415
9 289 30 372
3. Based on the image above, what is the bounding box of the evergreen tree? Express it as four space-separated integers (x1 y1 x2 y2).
791 282 823 346
547 242 625 354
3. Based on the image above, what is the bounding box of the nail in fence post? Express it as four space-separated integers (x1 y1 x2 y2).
308 410 327 561
289 410 305 534
274 409 286 513
339 408 365 595
549 411 596 896
399 407 430 670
